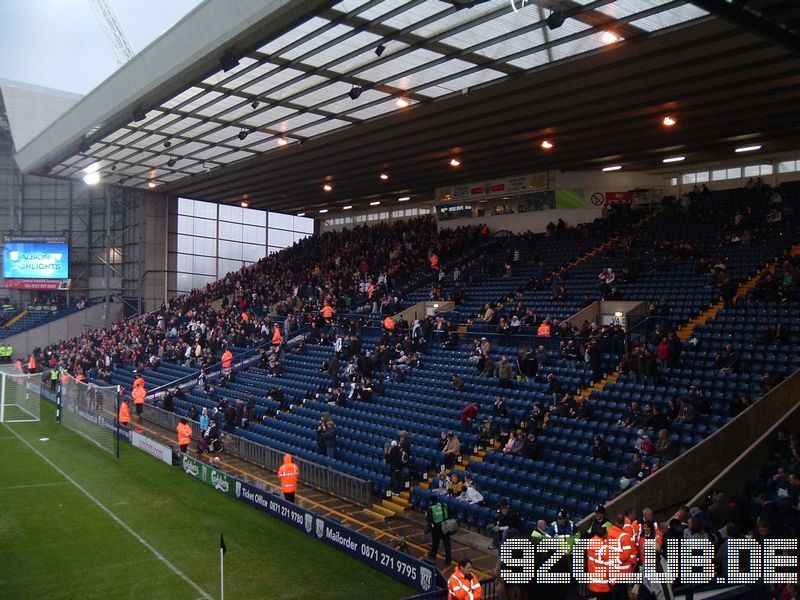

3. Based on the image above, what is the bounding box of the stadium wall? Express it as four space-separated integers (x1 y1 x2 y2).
1 300 123 357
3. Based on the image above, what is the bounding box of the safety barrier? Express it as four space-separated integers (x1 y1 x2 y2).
143 403 372 507
402 577 498 599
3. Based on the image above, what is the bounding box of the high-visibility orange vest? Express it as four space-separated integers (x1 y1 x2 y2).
221 350 233 369
607 525 638 578
272 326 282 345
321 305 334 319
587 536 611 594
537 322 551 336
28 356 36 371
430 254 439 269
241 312 249 322
132 386 146 405
177 422 192 446
118 401 130 424
383 316 395 330
277 453 299 493
133 376 145 388
447 566 483 600
368 283 377 299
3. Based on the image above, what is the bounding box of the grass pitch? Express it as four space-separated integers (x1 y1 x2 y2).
0 402 412 599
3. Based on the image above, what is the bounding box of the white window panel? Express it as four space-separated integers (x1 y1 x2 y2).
596 0 672 20
219 204 243 223
191 274 216 290
348 99 402 120
760 164 773 175
170 141 211 156
199 127 238 144
293 231 311 244
712 169 727 181
200 57 258 86
629 4 708 32
242 225 267 245
157 116 200 136
267 75 329 103
681 173 695 184
193 237 217 256
727 167 741 179
304 30 382 70
192 146 231 161
695 171 709 183
244 208 267 227
473 28 547 61
743 165 759 177
328 41 411 75
269 212 294 230
194 94 240 118
241 105 296 128
281 24 355 61
316 89 387 114
385 57 474 89
273 112 324 134
220 221 243 241
130 133 167 149
292 118 351 137
547 18 592 40
258 17 331 55
161 87 206 110
551 34 604 61
415 1 503 38
218 258 243 275
778 160 797 173
381 1 449 30
177 197 194 215
219 240 244 259
294 215 314 233
188 198 218 220
268 228 295 248
241 243 265 262
419 68 505 94
442 9 540 53
215 150 255 163
240 67 306 96
357 49 446 83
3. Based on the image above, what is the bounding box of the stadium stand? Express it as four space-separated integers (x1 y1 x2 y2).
29 183 800 562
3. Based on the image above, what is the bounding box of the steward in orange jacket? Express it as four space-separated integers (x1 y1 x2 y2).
587 534 611 595
277 453 299 503
607 514 638 586
176 418 192 453
537 322 551 337
272 325 283 346
448 559 482 600
131 385 146 418
321 304 335 321
118 400 131 425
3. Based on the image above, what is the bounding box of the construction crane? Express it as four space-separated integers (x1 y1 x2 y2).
88 0 134 65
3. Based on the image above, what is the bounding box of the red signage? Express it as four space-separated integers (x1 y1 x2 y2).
3 278 71 290
605 191 633 205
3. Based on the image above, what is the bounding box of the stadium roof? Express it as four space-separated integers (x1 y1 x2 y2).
13 0 800 214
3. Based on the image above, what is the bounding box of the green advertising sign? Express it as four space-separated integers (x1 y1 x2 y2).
180 455 235 497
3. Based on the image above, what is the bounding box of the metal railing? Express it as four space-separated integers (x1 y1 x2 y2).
143 404 372 507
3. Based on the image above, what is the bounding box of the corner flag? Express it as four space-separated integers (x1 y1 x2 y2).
220 533 227 555
220 532 227 600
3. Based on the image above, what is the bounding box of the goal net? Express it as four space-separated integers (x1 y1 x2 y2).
0 368 42 423
59 375 119 455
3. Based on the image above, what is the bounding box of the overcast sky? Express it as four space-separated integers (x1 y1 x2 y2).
0 0 203 95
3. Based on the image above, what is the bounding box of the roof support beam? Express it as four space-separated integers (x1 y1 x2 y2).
688 0 800 52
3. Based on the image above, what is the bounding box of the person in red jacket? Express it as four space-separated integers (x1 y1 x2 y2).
448 558 482 599
460 402 478 433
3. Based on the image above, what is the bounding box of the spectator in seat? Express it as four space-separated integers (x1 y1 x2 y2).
570 396 593 420
488 499 519 551
492 395 507 421
503 430 524 455
536 344 549 367
448 472 465 497
654 428 677 459
442 431 461 470
635 430 655 455
591 435 611 461
432 471 451 497
452 373 465 391
459 475 485 505
461 402 479 432
675 398 697 424
521 431 540 460
519 347 538 380
618 401 645 429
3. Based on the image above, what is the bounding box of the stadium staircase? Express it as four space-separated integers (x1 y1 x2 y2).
3 308 27 329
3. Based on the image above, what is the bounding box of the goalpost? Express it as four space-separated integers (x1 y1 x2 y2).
58 374 120 456
0 368 42 423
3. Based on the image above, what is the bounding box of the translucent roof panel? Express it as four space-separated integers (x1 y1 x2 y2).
241 105 297 128
201 57 259 87
280 24 355 62
629 3 709 32
550 33 605 62
348 99 406 120
379 1 450 30
327 40 411 75
595 0 674 20
357 48 447 83
472 28 548 61
440 7 543 52
161 87 206 110
302 30 383 69
418 68 506 96
356 0 435 23
385 58 479 90
265 75 328 102
258 17 331 56
292 118 351 137
414 0 503 38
